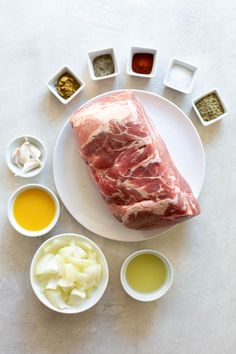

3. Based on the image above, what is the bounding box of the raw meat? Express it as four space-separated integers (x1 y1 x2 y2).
70 91 200 230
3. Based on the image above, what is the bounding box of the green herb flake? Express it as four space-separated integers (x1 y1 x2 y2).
196 93 225 121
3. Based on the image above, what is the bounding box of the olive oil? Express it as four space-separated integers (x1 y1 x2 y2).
13 188 55 231
126 253 167 293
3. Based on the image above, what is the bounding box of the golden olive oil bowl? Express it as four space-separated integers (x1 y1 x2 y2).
8 184 60 237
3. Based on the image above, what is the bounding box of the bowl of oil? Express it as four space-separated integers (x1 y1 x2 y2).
8 184 60 237
120 249 174 302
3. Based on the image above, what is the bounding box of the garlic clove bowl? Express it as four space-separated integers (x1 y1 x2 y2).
6 135 47 178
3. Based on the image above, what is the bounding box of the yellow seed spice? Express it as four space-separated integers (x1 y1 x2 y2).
56 73 80 99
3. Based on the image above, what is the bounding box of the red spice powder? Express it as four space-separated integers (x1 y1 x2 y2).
132 53 154 75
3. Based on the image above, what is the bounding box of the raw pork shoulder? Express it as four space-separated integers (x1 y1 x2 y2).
71 91 200 230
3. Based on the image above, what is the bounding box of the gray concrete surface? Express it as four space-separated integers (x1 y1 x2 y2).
0 1 235 353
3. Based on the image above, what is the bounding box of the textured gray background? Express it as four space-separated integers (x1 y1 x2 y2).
0 1 235 353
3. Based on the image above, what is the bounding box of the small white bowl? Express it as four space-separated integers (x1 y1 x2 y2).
127 46 158 78
192 88 229 126
30 233 109 314
8 184 60 237
6 135 47 178
120 249 173 302
163 58 198 94
46 66 85 104
87 47 119 81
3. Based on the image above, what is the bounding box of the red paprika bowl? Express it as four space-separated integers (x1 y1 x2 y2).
127 46 158 78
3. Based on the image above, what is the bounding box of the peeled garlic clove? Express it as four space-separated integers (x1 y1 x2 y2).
18 141 31 165
28 143 41 159
22 159 41 173
11 148 21 167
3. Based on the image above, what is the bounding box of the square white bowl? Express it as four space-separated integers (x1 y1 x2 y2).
192 88 229 126
163 58 198 94
46 66 85 104
87 48 119 81
127 46 158 78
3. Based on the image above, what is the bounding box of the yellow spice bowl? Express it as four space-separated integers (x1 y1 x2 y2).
8 184 60 237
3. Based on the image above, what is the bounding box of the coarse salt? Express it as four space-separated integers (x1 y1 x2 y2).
168 65 193 90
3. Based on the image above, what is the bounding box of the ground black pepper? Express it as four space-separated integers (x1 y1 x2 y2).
93 54 115 77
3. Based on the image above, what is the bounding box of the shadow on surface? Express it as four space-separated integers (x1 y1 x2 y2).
188 109 221 146
161 86 187 107
124 75 151 91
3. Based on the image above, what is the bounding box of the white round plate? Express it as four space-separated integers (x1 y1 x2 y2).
54 90 205 242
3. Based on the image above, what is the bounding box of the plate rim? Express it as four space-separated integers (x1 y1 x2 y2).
53 89 205 242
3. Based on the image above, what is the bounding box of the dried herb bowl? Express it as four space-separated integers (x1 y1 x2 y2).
192 88 229 126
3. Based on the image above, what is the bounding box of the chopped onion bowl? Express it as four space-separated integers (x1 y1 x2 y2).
30 234 109 313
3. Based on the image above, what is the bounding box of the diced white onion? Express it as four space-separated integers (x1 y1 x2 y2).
44 239 68 254
68 288 87 306
64 263 79 282
46 277 59 290
57 278 74 288
34 238 103 310
77 240 93 252
45 289 69 310
36 254 56 275
70 240 87 259
76 272 89 286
